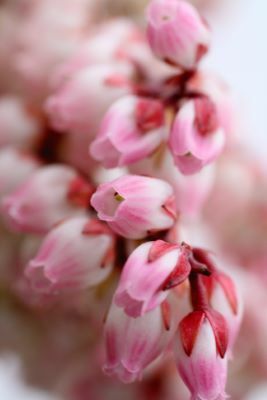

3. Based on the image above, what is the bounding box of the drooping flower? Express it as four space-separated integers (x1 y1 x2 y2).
25 217 114 293
104 296 179 383
45 62 133 135
146 0 210 70
175 309 228 400
90 95 166 168
114 240 191 317
169 97 225 174
91 175 177 239
2 165 92 234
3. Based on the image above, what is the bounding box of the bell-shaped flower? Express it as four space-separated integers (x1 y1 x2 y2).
146 0 210 70
2 165 92 234
114 240 191 317
169 98 225 175
90 95 166 168
104 296 179 383
175 309 229 400
45 63 133 135
25 217 114 293
91 175 177 239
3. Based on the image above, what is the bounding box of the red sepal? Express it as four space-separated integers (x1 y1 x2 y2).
135 98 164 133
196 43 209 63
67 177 94 208
179 310 205 356
216 273 238 315
161 250 191 291
205 309 229 358
194 97 219 136
161 300 171 331
162 195 177 220
148 240 178 263
82 219 112 236
101 245 115 269
104 74 130 88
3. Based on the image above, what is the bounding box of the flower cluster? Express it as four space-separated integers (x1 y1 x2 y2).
0 0 264 399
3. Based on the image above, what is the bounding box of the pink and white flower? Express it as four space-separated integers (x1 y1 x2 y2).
114 240 191 317
146 0 210 70
104 296 178 383
0 148 39 198
91 175 177 239
169 98 225 175
45 63 133 135
0 96 41 150
25 217 114 293
175 310 228 400
2 165 91 234
90 95 166 168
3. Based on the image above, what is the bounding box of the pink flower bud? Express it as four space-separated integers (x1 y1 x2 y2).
0 148 39 198
104 297 178 383
146 0 210 70
25 217 114 293
114 240 191 317
169 98 225 175
2 165 91 234
0 96 41 150
90 95 166 168
91 175 177 239
45 63 133 135
175 310 228 400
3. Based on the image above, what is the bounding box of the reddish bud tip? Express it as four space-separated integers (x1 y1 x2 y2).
82 219 112 236
67 177 94 208
148 240 178 263
194 98 219 136
104 74 130 88
161 250 191 290
135 98 164 133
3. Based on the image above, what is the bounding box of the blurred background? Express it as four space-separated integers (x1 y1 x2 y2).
0 0 266 399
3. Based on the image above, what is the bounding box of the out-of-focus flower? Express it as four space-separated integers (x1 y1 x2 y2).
90 95 166 168
45 62 133 135
25 216 114 294
114 240 190 317
2 165 92 234
91 175 177 239
103 297 178 383
0 147 39 198
13 0 92 99
169 98 225 174
0 96 41 150
175 310 228 400
146 0 210 70
53 19 140 81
